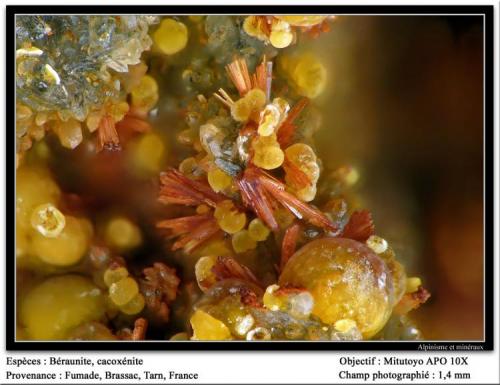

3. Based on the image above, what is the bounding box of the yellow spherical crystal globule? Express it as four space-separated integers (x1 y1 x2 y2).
190 309 232 340
104 216 142 252
366 235 388 254
279 237 396 339
129 132 165 175
258 104 281 136
178 156 202 179
16 166 61 229
253 144 284 170
293 54 327 99
242 16 268 41
30 203 66 238
252 133 285 170
284 143 320 202
263 284 285 311
257 98 290 137
272 97 291 116
231 99 252 122
109 277 139 306
20 275 105 340
279 52 327 99
248 218 270 241
103 266 129 287
31 216 91 266
195 256 218 292
207 167 232 192
130 74 159 112
405 277 422 294
120 293 146 315
245 88 267 109
214 200 247 234
231 230 257 253
194 238 233 259
334 318 358 333
230 89 266 122
154 18 189 55
269 19 294 49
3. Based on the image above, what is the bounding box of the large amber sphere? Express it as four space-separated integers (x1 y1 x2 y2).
279 237 395 338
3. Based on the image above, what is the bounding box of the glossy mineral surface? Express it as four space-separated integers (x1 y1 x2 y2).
279 238 395 338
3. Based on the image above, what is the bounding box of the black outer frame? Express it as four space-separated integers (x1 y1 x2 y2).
5 5 494 352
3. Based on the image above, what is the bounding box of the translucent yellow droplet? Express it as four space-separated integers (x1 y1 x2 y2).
207 168 232 192
231 98 252 122
248 218 270 241
104 216 142 251
154 18 189 55
195 256 217 292
231 89 266 122
30 203 66 238
109 277 139 306
130 75 159 111
32 216 90 267
279 53 327 99
263 284 283 311
130 132 165 174
103 266 129 287
269 20 293 49
366 235 388 254
190 309 232 340
258 104 281 136
406 277 422 294
231 230 257 253
120 293 145 315
252 145 284 170
214 200 246 234
334 319 357 333
243 16 267 41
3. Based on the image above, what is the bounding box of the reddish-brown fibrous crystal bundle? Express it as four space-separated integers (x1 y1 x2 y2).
280 222 301 272
97 115 121 152
157 214 221 252
211 256 261 287
277 98 309 148
238 167 338 233
159 168 226 207
341 209 375 242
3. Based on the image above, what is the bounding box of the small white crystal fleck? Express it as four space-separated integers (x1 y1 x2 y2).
366 235 388 254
